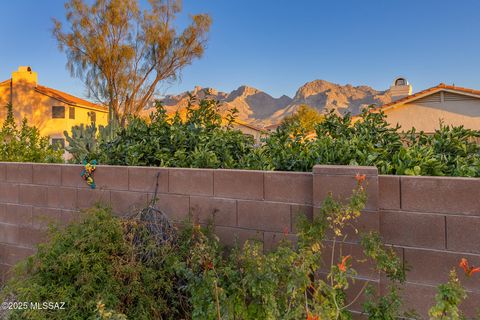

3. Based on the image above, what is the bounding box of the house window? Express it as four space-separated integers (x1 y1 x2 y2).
52 106 65 118
88 111 96 123
395 78 406 86
69 106 75 119
51 138 65 150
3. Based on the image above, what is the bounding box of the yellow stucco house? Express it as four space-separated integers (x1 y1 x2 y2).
372 78 480 133
0 66 108 147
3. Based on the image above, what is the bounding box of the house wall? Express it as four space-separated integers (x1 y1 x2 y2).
0 162 478 317
231 123 266 143
8 86 108 140
0 82 11 120
26 92 108 140
0 69 108 142
384 94 480 132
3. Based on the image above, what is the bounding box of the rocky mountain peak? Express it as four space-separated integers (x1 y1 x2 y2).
150 80 393 127
227 85 261 100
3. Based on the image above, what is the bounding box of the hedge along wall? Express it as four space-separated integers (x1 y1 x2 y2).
0 162 479 317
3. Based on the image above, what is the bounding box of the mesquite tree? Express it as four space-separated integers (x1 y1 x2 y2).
53 0 211 127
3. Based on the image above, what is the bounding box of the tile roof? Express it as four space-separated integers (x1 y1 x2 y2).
373 83 480 112
35 85 107 112
265 123 281 131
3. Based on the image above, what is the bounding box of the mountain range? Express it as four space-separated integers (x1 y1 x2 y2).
146 80 394 127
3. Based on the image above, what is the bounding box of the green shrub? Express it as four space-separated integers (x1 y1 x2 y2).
3 206 188 320
97 98 259 168
263 108 480 176
69 98 480 177
0 104 63 163
181 180 408 319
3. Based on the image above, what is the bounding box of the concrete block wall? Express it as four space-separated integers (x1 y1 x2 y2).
378 175 480 316
314 165 381 314
0 162 479 316
0 163 314 280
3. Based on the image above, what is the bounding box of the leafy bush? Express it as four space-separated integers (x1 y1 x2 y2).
183 180 410 320
96 98 258 168
3 206 189 320
263 108 480 176
69 97 480 177
0 104 63 163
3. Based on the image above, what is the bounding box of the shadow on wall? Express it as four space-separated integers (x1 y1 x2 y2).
0 77 85 145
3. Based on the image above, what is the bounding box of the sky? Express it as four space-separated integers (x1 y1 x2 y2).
0 0 480 99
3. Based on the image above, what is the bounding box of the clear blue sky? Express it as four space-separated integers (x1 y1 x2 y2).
0 0 479 99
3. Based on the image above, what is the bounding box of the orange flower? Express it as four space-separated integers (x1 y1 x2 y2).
307 312 319 320
338 255 351 272
283 226 289 236
459 258 480 277
355 173 366 185
204 260 214 270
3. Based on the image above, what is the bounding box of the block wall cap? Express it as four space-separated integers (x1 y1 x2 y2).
313 165 378 176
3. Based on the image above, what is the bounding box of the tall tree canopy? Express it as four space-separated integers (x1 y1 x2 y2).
53 0 211 125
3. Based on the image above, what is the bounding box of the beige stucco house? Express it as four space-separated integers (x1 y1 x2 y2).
0 66 108 147
373 78 480 132
231 120 269 143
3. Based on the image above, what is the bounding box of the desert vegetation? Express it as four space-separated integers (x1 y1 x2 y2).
64 97 480 177
1 94 478 178
1 180 476 319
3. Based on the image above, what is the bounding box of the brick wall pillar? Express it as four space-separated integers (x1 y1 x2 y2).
312 165 380 312
312 165 379 235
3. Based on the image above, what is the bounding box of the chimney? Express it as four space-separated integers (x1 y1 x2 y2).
10 66 38 123
12 66 38 87
390 77 412 101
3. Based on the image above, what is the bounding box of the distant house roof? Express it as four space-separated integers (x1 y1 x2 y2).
35 85 107 112
372 83 480 113
233 120 268 133
265 123 281 131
